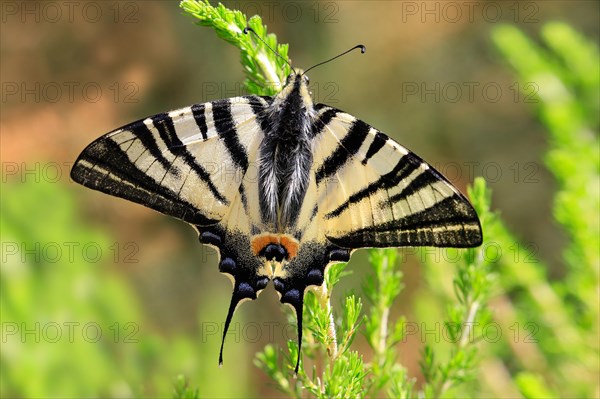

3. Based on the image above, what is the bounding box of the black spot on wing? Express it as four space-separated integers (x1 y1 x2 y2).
316 119 370 184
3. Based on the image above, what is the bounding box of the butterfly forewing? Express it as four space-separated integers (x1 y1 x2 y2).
71 96 269 226
312 109 482 248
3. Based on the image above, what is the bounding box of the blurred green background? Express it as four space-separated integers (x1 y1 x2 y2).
1 1 598 398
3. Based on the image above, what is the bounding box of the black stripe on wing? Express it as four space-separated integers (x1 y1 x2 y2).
130 120 179 177
327 194 482 248
324 155 421 219
361 132 388 165
246 95 274 134
152 113 229 204
191 104 209 140
315 119 370 184
71 138 217 226
212 99 249 171
310 106 339 138
387 169 441 206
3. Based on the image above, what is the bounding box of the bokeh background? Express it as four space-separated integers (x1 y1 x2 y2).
1 1 598 397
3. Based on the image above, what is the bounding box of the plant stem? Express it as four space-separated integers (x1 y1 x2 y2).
460 300 480 348
317 283 338 360
256 52 282 87
378 307 390 357
376 255 390 360
434 299 481 397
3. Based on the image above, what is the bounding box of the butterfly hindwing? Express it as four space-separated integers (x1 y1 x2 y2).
267 168 351 373
197 224 270 366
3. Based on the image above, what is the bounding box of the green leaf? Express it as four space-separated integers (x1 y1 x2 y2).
180 0 291 96
172 375 199 399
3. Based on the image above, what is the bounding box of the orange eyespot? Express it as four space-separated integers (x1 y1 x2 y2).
251 234 278 257
251 234 300 260
280 236 299 259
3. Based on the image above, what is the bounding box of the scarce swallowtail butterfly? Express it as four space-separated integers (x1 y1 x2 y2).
71 31 482 374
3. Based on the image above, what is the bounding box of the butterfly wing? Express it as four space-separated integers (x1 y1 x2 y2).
269 105 482 372
311 105 483 249
71 96 270 226
71 95 274 365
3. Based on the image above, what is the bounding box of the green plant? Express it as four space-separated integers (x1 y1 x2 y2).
180 0 291 96
173 375 200 399
1 180 143 397
486 22 599 398
0 178 255 398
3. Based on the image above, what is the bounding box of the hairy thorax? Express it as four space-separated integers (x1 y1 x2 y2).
258 74 316 231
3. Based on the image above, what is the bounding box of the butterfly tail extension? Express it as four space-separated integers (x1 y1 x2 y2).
219 284 250 367
278 286 304 376
198 226 270 367
293 300 303 375
273 241 351 375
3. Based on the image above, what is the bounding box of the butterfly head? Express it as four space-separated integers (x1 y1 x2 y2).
273 70 314 113
284 71 309 86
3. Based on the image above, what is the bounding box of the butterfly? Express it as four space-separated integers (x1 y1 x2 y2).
71 34 482 374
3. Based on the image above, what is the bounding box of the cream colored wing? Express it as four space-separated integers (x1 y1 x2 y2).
71 95 270 226
72 95 274 370
311 105 482 249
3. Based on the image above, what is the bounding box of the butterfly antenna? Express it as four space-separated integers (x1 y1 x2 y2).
244 27 295 74
303 44 366 75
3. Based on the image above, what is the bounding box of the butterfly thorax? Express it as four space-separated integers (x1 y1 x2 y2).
258 73 315 231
